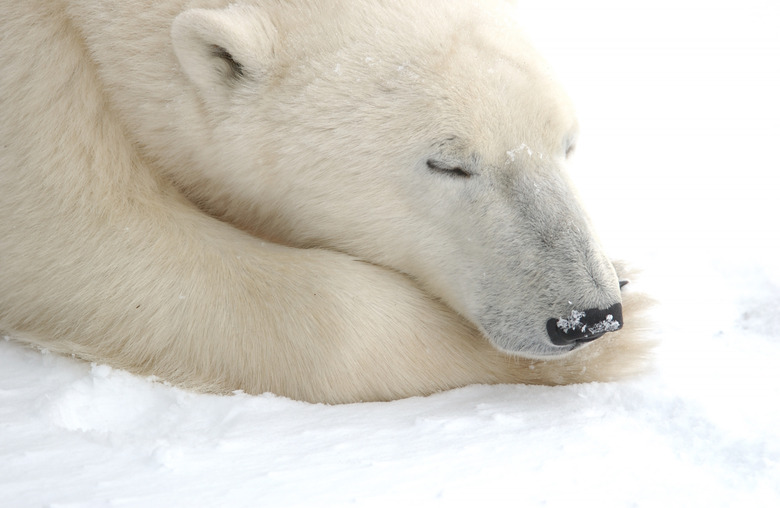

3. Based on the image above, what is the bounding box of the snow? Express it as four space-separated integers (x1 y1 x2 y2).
2 1 780 506
553 307 623 338
506 144 544 164
555 309 587 332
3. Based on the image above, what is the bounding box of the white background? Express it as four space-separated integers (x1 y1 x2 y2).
2 1 779 506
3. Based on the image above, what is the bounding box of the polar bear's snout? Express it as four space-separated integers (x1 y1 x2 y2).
546 303 624 346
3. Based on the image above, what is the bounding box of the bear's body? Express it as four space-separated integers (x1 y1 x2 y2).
0 0 651 403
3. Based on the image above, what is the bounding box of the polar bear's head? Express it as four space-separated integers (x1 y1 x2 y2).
169 0 624 358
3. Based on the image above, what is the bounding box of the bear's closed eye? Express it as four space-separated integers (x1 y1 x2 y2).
426 159 471 178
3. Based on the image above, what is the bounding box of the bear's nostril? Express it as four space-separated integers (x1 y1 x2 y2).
546 303 623 346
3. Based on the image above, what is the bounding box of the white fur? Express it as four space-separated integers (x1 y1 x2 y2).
0 0 652 403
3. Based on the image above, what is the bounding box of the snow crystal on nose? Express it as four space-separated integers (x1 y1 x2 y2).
556 310 621 335
586 314 622 334
556 309 587 333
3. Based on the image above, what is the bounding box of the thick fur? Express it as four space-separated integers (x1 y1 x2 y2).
0 0 653 403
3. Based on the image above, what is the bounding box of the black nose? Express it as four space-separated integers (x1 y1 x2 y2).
546 303 623 346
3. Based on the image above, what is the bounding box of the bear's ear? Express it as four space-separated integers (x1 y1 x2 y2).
171 5 277 93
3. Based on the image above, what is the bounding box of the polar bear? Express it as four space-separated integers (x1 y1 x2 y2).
0 0 651 403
